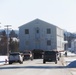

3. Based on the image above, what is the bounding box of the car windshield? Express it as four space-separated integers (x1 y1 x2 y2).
45 51 56 55
10 53 20 55
24 52 30 53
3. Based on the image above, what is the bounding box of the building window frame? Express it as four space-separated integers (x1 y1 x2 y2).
36 27 39 33
47 28 51 34
36 29 39 33
25 29 29 34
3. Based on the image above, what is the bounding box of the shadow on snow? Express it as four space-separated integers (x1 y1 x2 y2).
0 60 76 70
0 65 75 70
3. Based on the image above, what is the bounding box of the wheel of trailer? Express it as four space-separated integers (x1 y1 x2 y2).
30 57 33 61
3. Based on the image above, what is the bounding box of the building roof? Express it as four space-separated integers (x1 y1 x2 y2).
19 18 56 28
19 18 63 30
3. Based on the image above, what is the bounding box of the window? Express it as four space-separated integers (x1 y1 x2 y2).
47 28 51 34
47 40 51 46
25 29 29 34
36 29 39 33
36 27 39 33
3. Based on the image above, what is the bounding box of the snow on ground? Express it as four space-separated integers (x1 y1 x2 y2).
0 56 8 65
62 51 76 68
62 51 76 75
64 57 76 65
67 51 76 56
61 51 76 57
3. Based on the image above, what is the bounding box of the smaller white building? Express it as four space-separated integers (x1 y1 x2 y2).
71 39 76 53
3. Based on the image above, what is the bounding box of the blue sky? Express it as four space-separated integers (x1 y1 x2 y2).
0 0 76 32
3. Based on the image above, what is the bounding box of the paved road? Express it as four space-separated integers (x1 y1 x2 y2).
0 59 72 75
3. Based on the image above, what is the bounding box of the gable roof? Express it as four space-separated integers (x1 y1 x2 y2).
19 18 61 29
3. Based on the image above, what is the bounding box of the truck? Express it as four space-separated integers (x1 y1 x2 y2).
43 51 60 64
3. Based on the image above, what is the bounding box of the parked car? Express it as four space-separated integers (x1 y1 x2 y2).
9 52 23 64
23 50 33 61
43 51 58 64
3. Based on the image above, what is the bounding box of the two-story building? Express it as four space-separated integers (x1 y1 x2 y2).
19 19 64 54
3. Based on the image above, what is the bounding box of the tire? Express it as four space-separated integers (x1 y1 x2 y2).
31 58 33 61
43 60 46 64
30 57 33 61
19 60 23 64
58 57 60 61
55 61 57 64
9 61 12 64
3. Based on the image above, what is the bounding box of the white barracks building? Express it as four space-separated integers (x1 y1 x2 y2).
19 19 64 52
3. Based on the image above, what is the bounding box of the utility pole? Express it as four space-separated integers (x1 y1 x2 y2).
0 22 1 28
4 25 11 55
0 23 1 41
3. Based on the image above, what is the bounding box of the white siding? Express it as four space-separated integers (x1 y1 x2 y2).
56 27 64 51
19 19 64 51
